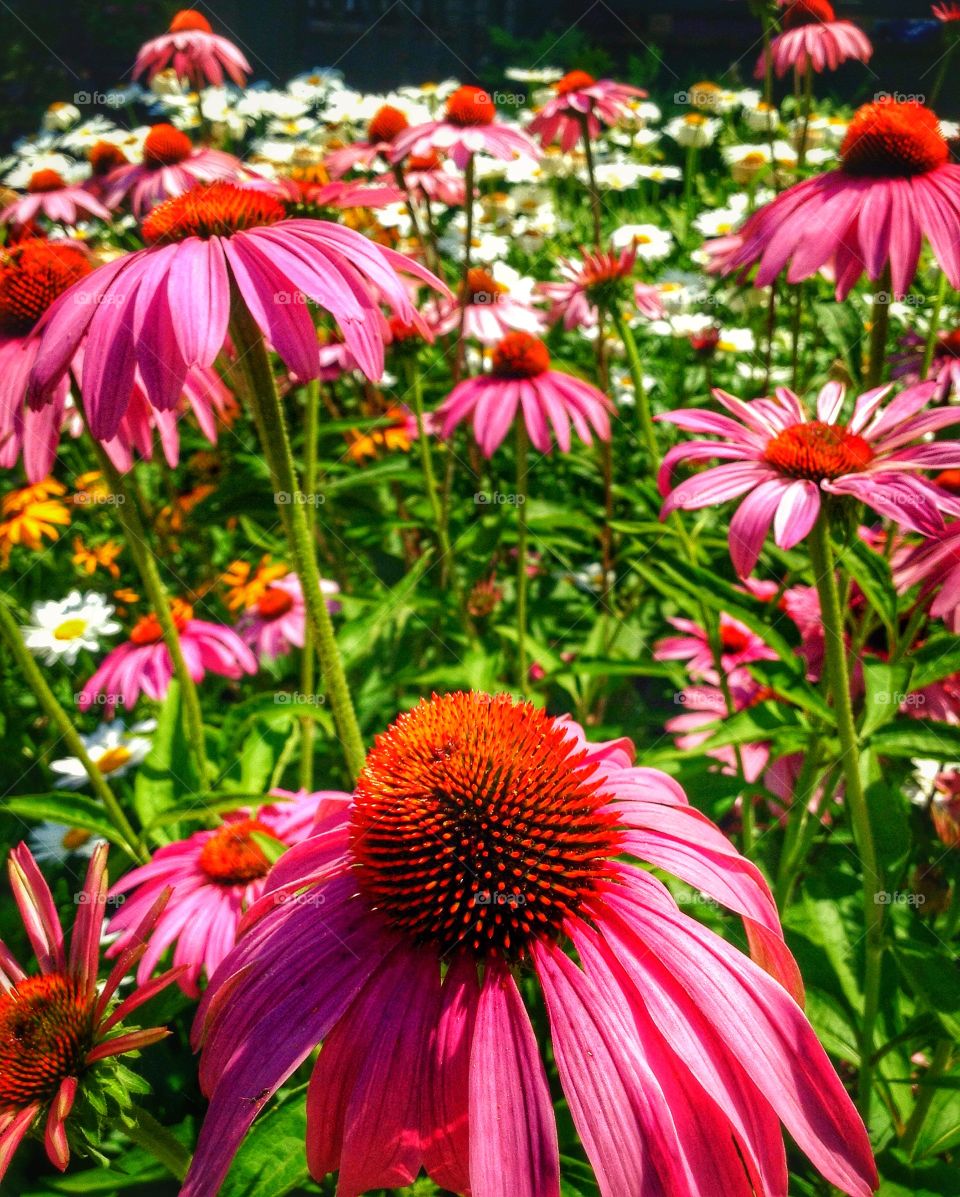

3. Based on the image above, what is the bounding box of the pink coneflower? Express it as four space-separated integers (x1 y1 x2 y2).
658 380 960 576
27 181 445 440
896 520 960 632
655 613 777 682
390 85 540 170
236 572 340 660
439 331 613 456
0 843 179 1181
933 1 960 21
78 599 257 714
667 673 774 782
529 69 646 152
756 0 872 79
0 169 110 229
891 327 960 400
132 8 250 90
434 265 545 344
107 791 348 997
104 124 263 218
402 150 466 206
540 244 638 330
325 104 410 177
181 692 876 1197
707 98 960 300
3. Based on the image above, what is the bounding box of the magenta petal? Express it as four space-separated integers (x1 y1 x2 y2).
728 478 791 576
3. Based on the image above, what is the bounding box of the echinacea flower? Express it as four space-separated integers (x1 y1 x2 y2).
104 124 265 217
132 9 251 90
667 673 774 782
78 599 257 713
707 98 960 300
756 0 872 79
28 181 445 440
180 691 876 1197
108 792 348 996
934 1 960 20
655 613 777 683
0 843 179 1181
50 719 153 789
891 327 960 400
22 589 120 665
435 264 545 343
528 70 646 152
895 521 960 632
540 244 638 330
658 380 960 576
0 170 111 229
236 572 340 661
325 104 411 177
439 331 613 456
390 85 540 170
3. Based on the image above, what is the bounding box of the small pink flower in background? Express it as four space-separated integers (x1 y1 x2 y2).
932 1 960 21
764 753 841 826
655 614 777 683
79 599 257 714
528 70 646 152
896 521 960 633
27 181 446 440
438 331 613 456
237 572 340 661
891 328 960 401
756 0 872 78
107 791 348 997
325 104 411 177
540 244 638 330
658 380 960 576
707 99 960 301
132 8 251 90
0 169 111 229
435 263 545 344
667 674 773 782
104 124 268 218
0 843 180 1181
402 150 466 206
390 85 540 170
180 692 876 1197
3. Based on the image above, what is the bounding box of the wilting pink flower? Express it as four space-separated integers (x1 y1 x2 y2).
655 613 777 683
237 572 340 660
756 0 872 78
108 791 348 997
707 99 960 300
658 380 960 576
104 124 263 217
325 104 411 177
0 843 179 1181
529 70 646 152
181 692 876 1197
896 521 960 632
540 245 638 329
132 8 250 89
667 673 774 782
439 331 612 456
27 181 446 440
0 169 110 229
434 265 545 344
390 85 540 170
78 600 257 713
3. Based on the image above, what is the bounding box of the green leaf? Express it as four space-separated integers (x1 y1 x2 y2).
840 539 898 644
870 720 960 761
2 793 128 849
219 1090 311 1197
133 681 200 827
914 1067 960 1159
907 637 960 690
860 746 911 881
894 944 960 1040
861 661 914 738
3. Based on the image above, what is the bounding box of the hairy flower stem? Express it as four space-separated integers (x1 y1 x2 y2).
613 309 659 466
0 593 146 862
921 270 949 380
454 153 476 383
91 445 210 789
299 379 320 791
808 511 884 1121
867 274 892 388
229 302 366 781
796 67 814 170
126 1105 193 1180
580 113 602 247
516 423 530 692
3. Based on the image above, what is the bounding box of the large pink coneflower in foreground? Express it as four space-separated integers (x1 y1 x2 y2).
27 181 446 439
78 599 257 713
104 124 264 217
0 169 111 229
658 380 960 576
181 692 876 1197
107 791 348 997
132 8 251 89
756 0 872 79
0 843 180 1181
529 69 646 152
390 85 540 170
707 98 960 299
439 331 612 456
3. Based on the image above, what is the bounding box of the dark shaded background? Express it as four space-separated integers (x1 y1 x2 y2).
0 0 950 143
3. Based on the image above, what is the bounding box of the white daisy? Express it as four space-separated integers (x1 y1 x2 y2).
610 223 674 261
29 822 104 864
22 591 120 665
50 720 155 790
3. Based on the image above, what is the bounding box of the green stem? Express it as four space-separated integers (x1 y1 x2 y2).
930 38 959 108
515 423 530 693
92 448 209 788
125 1105 192 1180
229 304 365 781
900 1040 953 1158
867 273 892 388
682 144 698 238
454 153 476 383
299 379 320 792
921 270 949 381
808 511 884 1121
0 593 146 862
580 113 602 247
796 67 813 171
613 310 659 466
